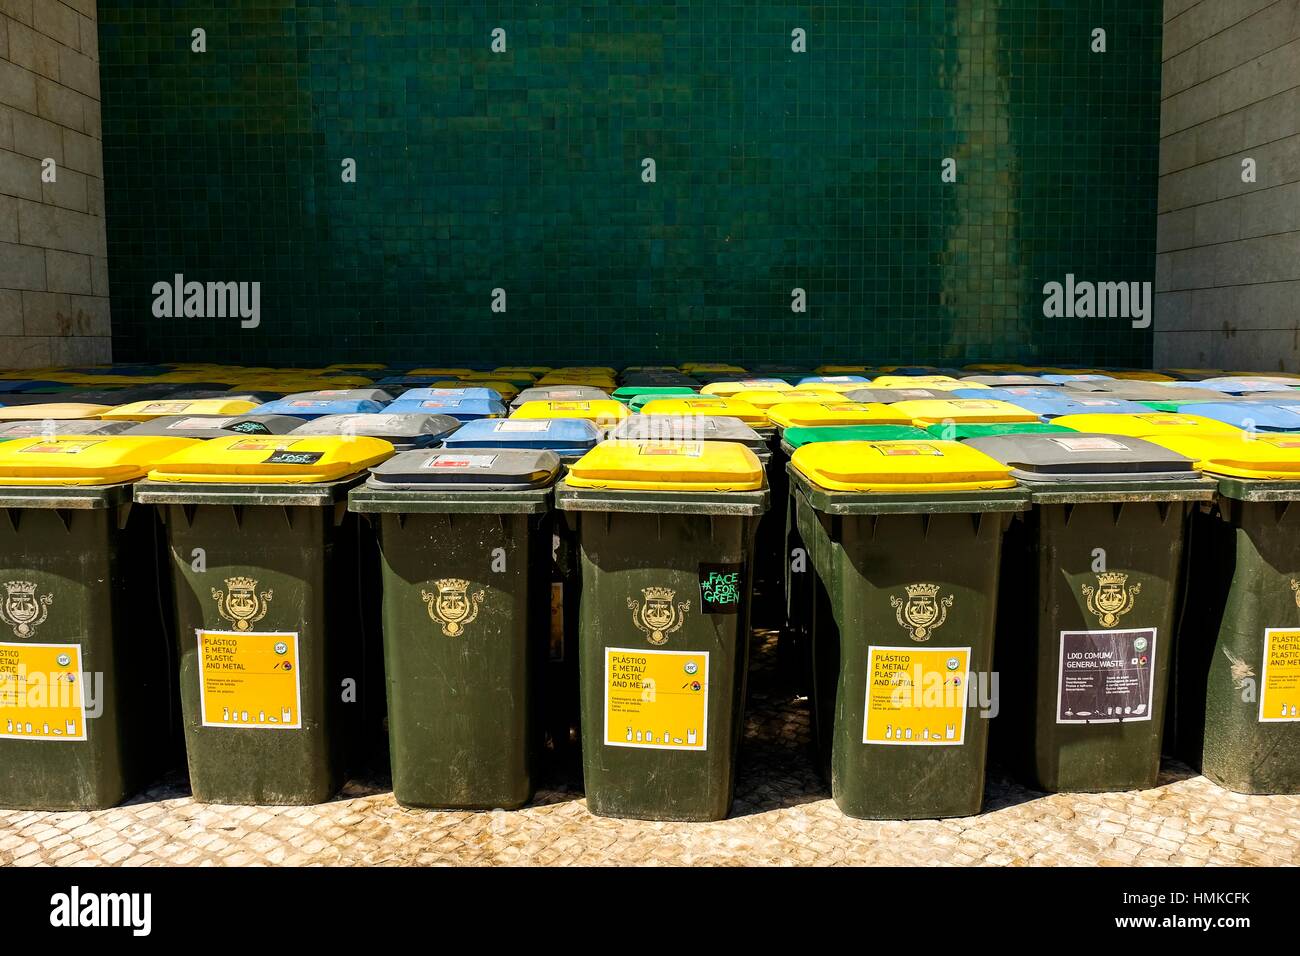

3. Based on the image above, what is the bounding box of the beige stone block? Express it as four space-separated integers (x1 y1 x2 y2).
0 0 34 27
10 109 64 163
0 334 51 368
45 249 90 294
0 148 41 200
90 254 108 296
0 59 37 114
40 163 87 212
35 76 87 133
16 198 105 256
20 290 71 335
32 0 78 48
0 289 20 334
57 45 98 99
0 239 44 289
6 19 59 81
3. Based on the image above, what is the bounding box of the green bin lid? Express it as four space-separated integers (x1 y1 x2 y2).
783 424 930 448
366 448 560 491
924 422 1074 440
963 433 1200 483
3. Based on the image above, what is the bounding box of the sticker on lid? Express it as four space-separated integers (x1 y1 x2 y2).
419 400 458 409
228 420 272 435
953 401 999 409
227 439 296 452
1078 399 1122 406
421 454 498 470
898 390 931 397
1267 438 1300 447
289 401 330 408
544 390 583 399
823 404 865 412
1049 436 1128 452
138 402 192 414
168 417 232 430
18 440 104 455
264 450 324 465
684 400 725 407
875 443 942 456
548 402 591 411
494 420 552 432
1145 415 1194 425
639 442 704 457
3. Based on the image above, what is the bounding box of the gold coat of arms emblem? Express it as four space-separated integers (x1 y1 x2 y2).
1083 572 1140 627
891 583 952 642
211 576 273 630
1291 579 1300 609
422 578 485 637
0 581 52 639
629 586 689 646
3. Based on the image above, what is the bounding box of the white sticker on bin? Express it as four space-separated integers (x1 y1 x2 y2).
168 417 233 430
494 420 552 432
421 454 499 470
1049 436 1128 452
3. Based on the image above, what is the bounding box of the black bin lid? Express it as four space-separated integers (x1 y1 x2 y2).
0 419 135 438
366 447 561 491
608 414 768 453
122 414 307 437
963 433 1198 483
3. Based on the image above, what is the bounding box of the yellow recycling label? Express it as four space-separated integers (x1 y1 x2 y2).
197 630 302 730
0 643 87 742
1259 629 1300 722
864 645 970 745
604 647 708 751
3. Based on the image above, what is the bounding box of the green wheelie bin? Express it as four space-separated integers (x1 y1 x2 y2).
0 435 198 809
348 448 562 809
780 425 930 697
556 439 768 821
1152 434 1300 793
789 439 1028 819
134 434 395 805
964 433 1215 791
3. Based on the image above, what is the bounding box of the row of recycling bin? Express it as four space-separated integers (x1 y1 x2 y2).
1 362 1299 822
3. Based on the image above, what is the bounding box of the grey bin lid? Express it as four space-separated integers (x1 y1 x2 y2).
607 414 768 453
290 413 460 446
121 414 308 437
0 419 135 438
843 387 951 403
367 447 561 491
511 386 610 406
1062 381 1225 402
963 433 1198 483
282 388 396 403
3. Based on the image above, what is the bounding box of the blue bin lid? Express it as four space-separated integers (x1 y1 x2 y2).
1012 396 1154 419
441 417 601 454
796 375 869 385
951 386 1065 402
1194 378 1299 395
397 386 503 402
1180 402 1300 431
257 398 387 419
1041 374 1113 384
385 397 506 420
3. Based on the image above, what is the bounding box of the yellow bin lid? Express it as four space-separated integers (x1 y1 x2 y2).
890 399 1039 426
147 435 394 483
638 397 768 426
731 389 843 410
1051 413 1241 438
101 399 260 422
1143 435 1300 480
699 380 795 397
793 440 1017 493
565 440 763 491
0 403 110 421
0 436 200 486
870 375 959 388
510 400 629 424
768 402 911 429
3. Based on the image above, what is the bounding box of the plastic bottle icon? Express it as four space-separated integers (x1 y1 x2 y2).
241 711 249 722
24 723 31 733
259 710 266 723
945 724 956 740
921 728 929 740
687 729 697 745
625 726 633 741
663 732 671 744
5 720 11 733
904 728 912 740
635 731 642 742
885 724 892 740
42 723 49 735
281 707 291 722
65 720 75 735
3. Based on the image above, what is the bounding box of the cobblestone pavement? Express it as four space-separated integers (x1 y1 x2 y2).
1 633 1297 867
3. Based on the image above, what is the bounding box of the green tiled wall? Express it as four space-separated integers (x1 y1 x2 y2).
98 1 1162 367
